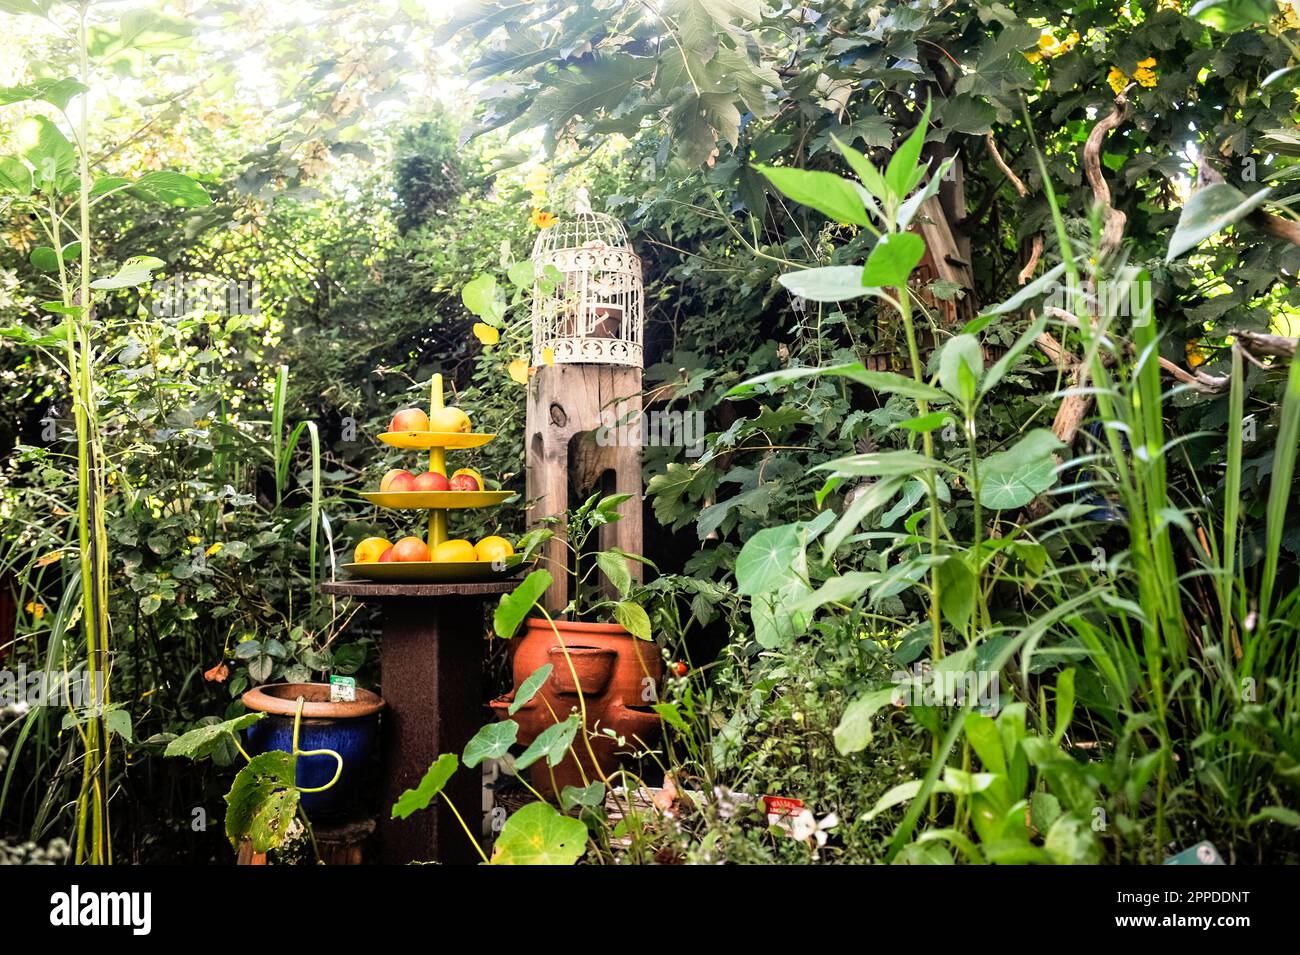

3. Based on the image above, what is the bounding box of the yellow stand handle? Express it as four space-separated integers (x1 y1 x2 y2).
428 373 448 548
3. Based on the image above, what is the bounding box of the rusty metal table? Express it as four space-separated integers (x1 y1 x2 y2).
320 579 515 865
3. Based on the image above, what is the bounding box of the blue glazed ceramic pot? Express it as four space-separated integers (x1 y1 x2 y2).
242 683 385 818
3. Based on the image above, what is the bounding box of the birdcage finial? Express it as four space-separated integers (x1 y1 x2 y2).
574 186 592 214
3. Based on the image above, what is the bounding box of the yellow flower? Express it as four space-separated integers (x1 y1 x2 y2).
542 346 555 366
1134 57 1158 87
508 359 530 384
206 542 223 556
1027 30 1080 63
25 601 45 620
187 535 201 545
529 209 557 229
1158 0 1180 10
1107 65 1129 95
472 322 500 346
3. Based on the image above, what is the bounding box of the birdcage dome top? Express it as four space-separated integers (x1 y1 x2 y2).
531 189 631 258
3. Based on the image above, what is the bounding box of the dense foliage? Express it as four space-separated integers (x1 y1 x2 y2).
2 0 1299 864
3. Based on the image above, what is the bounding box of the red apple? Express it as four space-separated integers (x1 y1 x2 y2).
449 473 480 492
380 469 415 493
378 546 395 562
390 408 429 432
412 471 451 492
390 536 430 562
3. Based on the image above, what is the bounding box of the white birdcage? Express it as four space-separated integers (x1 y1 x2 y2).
530 189 644 368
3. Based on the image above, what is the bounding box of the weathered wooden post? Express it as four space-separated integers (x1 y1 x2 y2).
525 189 645 610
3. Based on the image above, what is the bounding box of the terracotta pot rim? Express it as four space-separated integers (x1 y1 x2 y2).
525 617 630 636
242 682 385 719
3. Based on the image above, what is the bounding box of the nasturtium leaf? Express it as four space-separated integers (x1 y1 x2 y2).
734 522 803 596
461 273 499 318
490 801 588 865
391 752 458 819
977 429 1065 510
776 266 878 302
755 164 870 226
509 663 553 715
514 713 579 769
494 569 552 638
164 712 264 760
861 232 926 288
833 686 901 754
463 720 518 768
1166 183 1273 262
559 781 606 811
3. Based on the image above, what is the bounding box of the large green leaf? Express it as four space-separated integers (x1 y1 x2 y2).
0 156 31 194
936 555 976 631
463 721 518 768
776 266 878 302
130 170 212 207
833 686 900 754
756 164 870 227
613 600 652 640
595 550 633 597
490 801 588 865
90 255 166 290
861 232 925 288
493 569 552 638
223 750 298 852
1166 183 1274 262
814 448 938 479
0 77 87 110
977 429 1065 509
164 712 264 760
16 115 75 193
938 334 983 403
884 101 931 200
1187 0 1275 30
391 752 458 819
726 361 946 402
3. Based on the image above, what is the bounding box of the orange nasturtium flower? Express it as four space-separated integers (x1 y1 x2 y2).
472 322 501 346
35 550 62 567
25 601 46 620
529 209 557 229
541 346 555 366
508 358 530 384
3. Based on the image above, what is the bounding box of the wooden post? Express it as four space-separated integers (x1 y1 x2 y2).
525 363 643 612
319 580 515 865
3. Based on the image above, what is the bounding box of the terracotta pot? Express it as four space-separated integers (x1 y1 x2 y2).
492 618 661 797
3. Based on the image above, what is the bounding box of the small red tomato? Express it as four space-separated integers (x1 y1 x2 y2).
671 661 688 678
